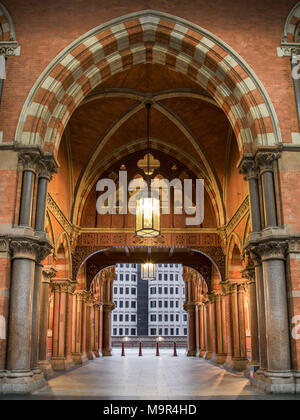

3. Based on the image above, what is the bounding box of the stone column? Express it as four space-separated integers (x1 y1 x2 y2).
18 152 39 227
239 157 262 233
253 241 294 393
242 265 260 368
224 282 249 372
80 291 88 361
86 297 95 360
5 239 47 393
50 279 75 371
214 291 226 364
198 303 205 357
38 267 56 378
99 303 103 353
93 303 101 357
250 252 268 372
223 283 234 368
204 298 212 360
255 151 280 228
72 290 88 364
102 268 116 356
34 156 57 232
208 293 217 362
195 304 200 356
184 302 197 356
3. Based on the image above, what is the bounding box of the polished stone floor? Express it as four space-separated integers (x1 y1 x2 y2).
2 349 300 400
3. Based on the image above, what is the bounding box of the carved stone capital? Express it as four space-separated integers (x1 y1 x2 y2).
288 238 300 254
238 156 259 180
183 302 196 312
50 279 74 294
221 281 238 295
251 240 288 261
38 155 58 180
36 241 53 263
241 266 256 284
237 282 248 294
10 239 40 261
255 151 281 174
42 267 57 283
103 302 115 312
18 151 41 173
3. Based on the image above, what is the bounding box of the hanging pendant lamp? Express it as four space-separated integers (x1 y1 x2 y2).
135 103 160 238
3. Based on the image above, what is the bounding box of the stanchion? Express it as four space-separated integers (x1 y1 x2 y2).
139 341 142 356
173 341 177 357
156 342 160 356
121 342 125 356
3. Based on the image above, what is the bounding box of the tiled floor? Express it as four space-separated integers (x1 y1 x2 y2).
28 348 269 400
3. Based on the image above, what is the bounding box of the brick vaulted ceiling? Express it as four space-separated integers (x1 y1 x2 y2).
58 63 239 224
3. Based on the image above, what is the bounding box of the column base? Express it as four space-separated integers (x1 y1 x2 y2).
38 360 54 379
72 352 89 364
199 350 206 358
251 369 296 394
294 372 300 393
204 351 213 360
215 354 227 365
93 349 100 358
0 370 47 394
102 349 112 356
186 349 197 357
50 356 74 371
86 351 95 360
224 356 249 372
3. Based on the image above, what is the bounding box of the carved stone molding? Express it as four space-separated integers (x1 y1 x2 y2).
10 239 40 261
50 279 75 294
47 193 73 237
0 42 20 57
0 238 9 253
225 195 250 238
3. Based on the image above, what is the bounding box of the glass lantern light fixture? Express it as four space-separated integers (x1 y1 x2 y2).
141 262 157 281
135 103 160 238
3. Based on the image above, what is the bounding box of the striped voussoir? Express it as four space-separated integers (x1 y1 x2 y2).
284 3 300 43
18 11 279 154
0 8 10 41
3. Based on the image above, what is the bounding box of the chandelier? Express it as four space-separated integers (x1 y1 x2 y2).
135 103 160 238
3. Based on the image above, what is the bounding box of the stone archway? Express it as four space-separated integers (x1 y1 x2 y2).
15 10 281 154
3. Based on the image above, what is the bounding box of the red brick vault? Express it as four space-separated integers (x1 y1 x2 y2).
0 1 299 395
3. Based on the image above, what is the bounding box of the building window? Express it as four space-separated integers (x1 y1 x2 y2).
131 315 136 322
159 273 162 281
170 274 174 281
158 287 162 294
131 301 136 309
119 287 123 294
150 314 156 322
170 287 174 294
170 328 174 336
164 274 168 281
176 314 179 322
131 328 136 335
132 275 136 281
150 301 157 308
176 328 179 335
158 301 162 308
175 288 179 294
164 328 168 335
164 314 168 322
114 301 117 308
113 314 117 321
131 288 136 295
170 314 174 322
158 314 162 322
119 301 124 308
125 314 129 322
125 301 129 308
119 314 123 322
125 287 129 295
164 301 168 308
114 287 118 294
113 328 117 335
175 275 178 281
184 328 187 335
150 287 156 295
126 274 129 281
183 314 187 322
120 274 124 281
125 328 129 335
164 287 168 294
170 301 174 308
159 328 163 335
119 328 123 335
150 328 156 336
176 301 179 308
